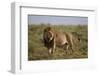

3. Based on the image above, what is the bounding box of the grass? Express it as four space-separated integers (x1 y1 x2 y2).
28 24 88 61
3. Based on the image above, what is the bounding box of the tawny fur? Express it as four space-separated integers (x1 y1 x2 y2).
43 27 73 54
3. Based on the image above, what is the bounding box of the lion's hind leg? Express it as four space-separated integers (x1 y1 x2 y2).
63 43 70 55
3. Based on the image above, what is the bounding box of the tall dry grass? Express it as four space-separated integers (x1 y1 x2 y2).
28 24 88 60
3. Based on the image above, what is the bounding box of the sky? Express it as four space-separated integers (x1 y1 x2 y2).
28 15 88 25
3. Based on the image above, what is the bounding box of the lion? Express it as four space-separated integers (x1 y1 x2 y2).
43 26 74 54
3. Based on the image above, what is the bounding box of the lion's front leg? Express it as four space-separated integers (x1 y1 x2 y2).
48 44 56 54
48 46 56 54
52 38 56 54
48 48 53 54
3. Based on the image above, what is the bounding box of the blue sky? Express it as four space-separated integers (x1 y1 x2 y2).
28 15 88 25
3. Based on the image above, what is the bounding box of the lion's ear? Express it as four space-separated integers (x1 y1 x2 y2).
44 27 52 32
48 27 52 30
48 27 54 32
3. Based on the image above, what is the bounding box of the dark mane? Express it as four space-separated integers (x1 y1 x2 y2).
44 27 53 32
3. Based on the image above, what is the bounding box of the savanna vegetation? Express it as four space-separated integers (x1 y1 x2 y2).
28 24 88 61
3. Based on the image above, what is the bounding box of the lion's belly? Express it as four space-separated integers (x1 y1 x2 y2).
55 33 68 46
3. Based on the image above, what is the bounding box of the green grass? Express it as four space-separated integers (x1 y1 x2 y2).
28 24 88 61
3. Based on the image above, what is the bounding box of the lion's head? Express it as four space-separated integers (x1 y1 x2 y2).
43 27 54 43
